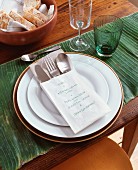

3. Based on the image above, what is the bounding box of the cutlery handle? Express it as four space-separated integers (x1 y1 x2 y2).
38 45 61 56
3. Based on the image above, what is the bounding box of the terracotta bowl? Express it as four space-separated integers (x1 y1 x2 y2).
0 0 57 45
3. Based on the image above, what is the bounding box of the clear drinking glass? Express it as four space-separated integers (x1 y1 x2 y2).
69 0 92 51
94 15 123 57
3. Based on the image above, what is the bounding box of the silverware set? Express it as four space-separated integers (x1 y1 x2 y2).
44 53 71 78
34 51 72 82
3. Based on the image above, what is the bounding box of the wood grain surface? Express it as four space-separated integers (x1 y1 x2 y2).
0 0 138 169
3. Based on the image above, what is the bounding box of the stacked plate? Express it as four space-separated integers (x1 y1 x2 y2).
13 53 123 143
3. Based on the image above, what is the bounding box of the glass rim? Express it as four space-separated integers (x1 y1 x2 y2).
93 15 123 33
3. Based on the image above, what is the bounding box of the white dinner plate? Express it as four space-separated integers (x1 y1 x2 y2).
27 64 109 126
16 53 123 138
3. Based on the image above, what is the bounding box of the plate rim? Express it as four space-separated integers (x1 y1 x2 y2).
13 52 124 143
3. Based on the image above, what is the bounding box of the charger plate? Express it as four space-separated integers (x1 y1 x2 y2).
13 53 124 143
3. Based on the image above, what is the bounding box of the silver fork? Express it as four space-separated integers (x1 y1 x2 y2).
44 56 60 77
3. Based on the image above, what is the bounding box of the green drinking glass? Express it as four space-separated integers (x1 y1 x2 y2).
94 15 123 57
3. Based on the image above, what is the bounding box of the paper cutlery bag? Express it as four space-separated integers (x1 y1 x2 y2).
40 69 111 134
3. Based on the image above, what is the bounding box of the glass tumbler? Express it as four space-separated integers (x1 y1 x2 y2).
94 15 123 57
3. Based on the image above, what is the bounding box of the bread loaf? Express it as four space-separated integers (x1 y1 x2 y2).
26 8 48 23
0 10 14 29
0 10 4 15
23 9 44 27
23 0 41 10
9 10 36 30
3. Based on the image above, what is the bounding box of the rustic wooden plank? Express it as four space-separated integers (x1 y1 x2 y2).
122 118 138 157
129 0 138 7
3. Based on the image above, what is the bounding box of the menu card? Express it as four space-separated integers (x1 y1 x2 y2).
40 69 111 134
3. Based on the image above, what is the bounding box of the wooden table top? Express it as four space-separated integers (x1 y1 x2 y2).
0 0 138 169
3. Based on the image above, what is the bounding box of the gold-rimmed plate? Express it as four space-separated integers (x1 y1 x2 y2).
13 53 124 143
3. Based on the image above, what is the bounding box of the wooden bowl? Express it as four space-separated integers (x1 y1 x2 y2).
0 0 57 45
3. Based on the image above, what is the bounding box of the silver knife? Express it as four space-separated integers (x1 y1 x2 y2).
35 65 50 82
